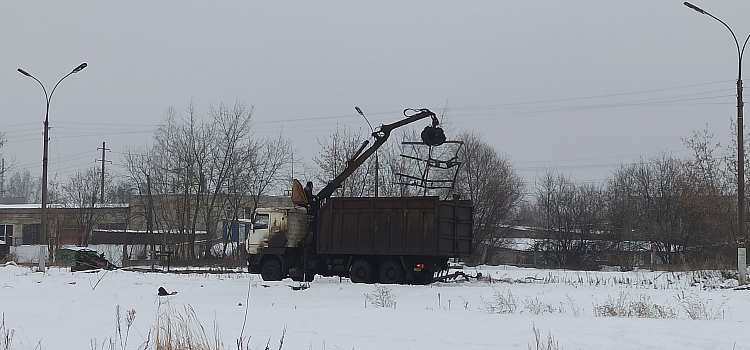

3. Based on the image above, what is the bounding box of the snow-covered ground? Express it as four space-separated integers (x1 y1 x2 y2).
1 263 749 350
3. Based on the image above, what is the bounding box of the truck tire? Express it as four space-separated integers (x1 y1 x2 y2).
350 260 375 284
378 260 405 284
260 258 283 281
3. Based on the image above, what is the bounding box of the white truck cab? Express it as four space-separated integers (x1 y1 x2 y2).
246 206 308 254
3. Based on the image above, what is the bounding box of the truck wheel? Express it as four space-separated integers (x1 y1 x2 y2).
350 260 374 283
260 258 283 281
379 260 405 284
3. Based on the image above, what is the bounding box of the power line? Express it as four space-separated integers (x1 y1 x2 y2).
4 79 742 185
514 150 693 165
452 80 735 109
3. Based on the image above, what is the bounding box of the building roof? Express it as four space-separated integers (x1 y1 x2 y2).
0 203 130 210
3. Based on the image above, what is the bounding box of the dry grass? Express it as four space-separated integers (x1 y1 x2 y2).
528 323 563 350
1 314 15 350
151 300 222 350
91 305 136 350
593 292 678 319
479 288 519 314
675 292 725 320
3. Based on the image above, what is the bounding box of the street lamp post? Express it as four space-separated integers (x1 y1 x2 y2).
18 62 87 272
684 2 750 284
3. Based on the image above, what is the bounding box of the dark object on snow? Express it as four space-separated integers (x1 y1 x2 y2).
158 286 177 296
71 249 116 272
431 271 481 283
290 284 309 291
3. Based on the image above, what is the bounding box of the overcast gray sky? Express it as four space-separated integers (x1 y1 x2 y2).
2 1 749 188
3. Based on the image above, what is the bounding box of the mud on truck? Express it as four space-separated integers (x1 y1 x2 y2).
245 108 473 284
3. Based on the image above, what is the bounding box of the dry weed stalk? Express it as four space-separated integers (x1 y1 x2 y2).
0 314 15 350
528 323 562 350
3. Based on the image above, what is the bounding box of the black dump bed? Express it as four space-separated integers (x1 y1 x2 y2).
317 196 472 257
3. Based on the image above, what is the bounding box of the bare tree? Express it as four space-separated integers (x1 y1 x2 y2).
5 169 40 203
61 168 104 245
377 129 423 197
535 170 578 266
313 125 376 197
607 155 685 265
106 177 134 204
122 106 209 259
603 167 641 269
534 169 606 267
679 129 735 265
123 101 293 261
454 131 524 264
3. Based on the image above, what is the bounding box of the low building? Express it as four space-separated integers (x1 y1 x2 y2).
0 204 131 247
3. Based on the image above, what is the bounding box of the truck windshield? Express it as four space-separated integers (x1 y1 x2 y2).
253 214 269 229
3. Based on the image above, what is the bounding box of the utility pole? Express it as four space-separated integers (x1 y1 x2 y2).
146 174 155 270
96 142 111 204
1 158 4 201
685 2 750 284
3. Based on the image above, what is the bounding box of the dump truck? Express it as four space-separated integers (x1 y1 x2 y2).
245 109 473 284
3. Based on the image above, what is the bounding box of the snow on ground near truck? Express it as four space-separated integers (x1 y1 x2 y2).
1 264 749 350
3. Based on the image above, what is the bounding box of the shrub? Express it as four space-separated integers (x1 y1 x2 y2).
675 292 725 320
524 297 556 315
480 289 519 314
364 285 396 309
593 292 677 319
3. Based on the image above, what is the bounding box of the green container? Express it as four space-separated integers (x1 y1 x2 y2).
59 248 78 266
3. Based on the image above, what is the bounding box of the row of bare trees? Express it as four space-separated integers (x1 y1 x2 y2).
533 129 739 269
122 102 293 260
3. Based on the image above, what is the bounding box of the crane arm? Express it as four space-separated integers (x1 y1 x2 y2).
314 108 439 202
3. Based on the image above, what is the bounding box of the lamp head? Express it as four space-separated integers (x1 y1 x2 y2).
684 2 705 14
17 68 32 77
72 63 87 73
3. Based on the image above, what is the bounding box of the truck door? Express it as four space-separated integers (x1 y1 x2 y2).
246 213 270 254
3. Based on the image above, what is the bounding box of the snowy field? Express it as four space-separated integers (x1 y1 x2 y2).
1 263 749 350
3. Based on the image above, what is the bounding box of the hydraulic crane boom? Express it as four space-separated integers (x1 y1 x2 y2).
314 108 443 203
